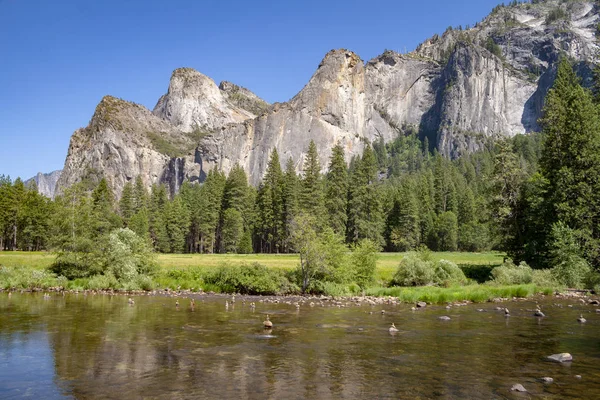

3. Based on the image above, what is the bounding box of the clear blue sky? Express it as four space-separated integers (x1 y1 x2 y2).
0 0 503 181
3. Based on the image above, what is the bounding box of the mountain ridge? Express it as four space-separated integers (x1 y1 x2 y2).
52 0 599 197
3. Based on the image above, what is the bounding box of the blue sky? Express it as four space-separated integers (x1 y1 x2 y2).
0 0 503 180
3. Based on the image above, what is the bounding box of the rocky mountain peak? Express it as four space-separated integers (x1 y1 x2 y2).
55 1 600 198
152 67 257 133
291 49 366 131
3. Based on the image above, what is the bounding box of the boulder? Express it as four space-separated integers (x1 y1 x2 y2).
416 301 427 308
540 377 554 383
548 353 573 363
511 384 527 392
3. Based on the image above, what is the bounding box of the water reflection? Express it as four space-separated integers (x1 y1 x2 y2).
1 292 600 399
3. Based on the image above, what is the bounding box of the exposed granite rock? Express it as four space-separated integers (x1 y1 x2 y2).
56 96 200 198
153 68 258 133
56 0 600 196
25 170 62 199
432 43 537 158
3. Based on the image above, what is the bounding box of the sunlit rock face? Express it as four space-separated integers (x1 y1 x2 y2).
26 170 62 199
56 0 599 196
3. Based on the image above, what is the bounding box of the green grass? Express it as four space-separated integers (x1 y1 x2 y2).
365 284 555 304
0 251 510 302
0 250 504 284
0 251 55 270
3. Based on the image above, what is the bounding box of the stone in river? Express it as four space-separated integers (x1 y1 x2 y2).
548 353 573 363
438 316 451 321
511 384 527 392
540 377 554 383
416 301 427 308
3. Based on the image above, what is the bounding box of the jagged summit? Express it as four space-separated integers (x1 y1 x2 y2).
55 0 600 197
152 66 262 133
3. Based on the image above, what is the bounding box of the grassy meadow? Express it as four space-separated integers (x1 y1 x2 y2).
0 250 553 304
0 250 504 279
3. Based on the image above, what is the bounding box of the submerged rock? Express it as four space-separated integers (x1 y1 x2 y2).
540 377 554 383
511 384 527 392
548 353 573 363
438 316 451 321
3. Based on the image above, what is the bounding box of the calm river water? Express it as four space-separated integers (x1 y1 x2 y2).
1 292 599 399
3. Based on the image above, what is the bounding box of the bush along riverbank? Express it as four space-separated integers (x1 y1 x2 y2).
2 228 598 304
0 255 569 304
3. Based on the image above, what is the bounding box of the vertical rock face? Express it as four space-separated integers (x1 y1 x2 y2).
433 43 538 157
25 170 62 199
55 96 198 198
55 0 599 197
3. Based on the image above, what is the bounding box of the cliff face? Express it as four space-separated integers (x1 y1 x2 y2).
55 96 199 198
56 0 599 196
26 170 62 199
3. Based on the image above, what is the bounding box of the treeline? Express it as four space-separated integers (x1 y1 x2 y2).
0 129 540 256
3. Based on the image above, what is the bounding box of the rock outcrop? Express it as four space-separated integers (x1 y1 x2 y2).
26 170 62 199
56 96 199 198
152 68 263 133
56 0 599 196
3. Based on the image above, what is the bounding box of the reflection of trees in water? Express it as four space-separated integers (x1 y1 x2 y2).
3 294 597 398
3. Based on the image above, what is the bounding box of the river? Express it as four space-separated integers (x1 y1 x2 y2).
1 292 599 399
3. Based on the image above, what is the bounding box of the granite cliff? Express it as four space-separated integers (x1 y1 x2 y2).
25 170 62 199
55 0 599 195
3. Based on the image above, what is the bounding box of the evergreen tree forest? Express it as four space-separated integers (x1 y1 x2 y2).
1 58 599 284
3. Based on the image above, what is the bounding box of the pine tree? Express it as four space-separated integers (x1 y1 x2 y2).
119 181 135 225
129 207 150 241
133 176 148 212
536 57 600 267
433 154 457 214
433 211 458 251
256 149 285 252
149 184 170 252
49 182 95 252
221 208 244 253
18 182 51 251
386 181 420 251
490 139 525 251
347 144 385 245
282 157 299 252
164 194 190 252
222 163 250 215
197 168 226 253
299 140 325 220
325 143 349 236
91 178 121 237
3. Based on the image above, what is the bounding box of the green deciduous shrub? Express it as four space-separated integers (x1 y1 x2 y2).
491 259 533 285
391 252 467 287
202 263 294 295
50 228 158 286
548 222 591 288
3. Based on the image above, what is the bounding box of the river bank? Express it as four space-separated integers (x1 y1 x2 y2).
1 283 590 306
